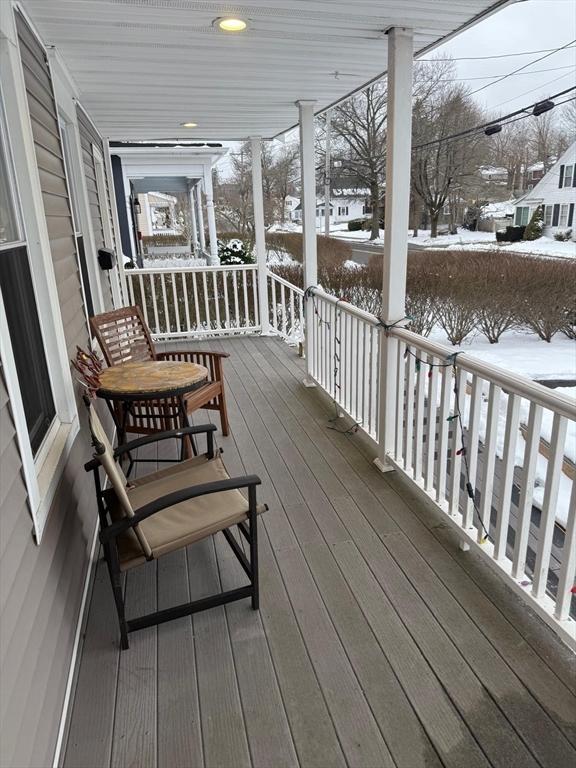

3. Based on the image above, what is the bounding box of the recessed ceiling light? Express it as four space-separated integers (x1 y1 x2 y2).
215 17 247 32
180 122 197 128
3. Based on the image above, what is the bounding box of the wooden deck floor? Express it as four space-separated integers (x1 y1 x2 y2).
64 336 576 768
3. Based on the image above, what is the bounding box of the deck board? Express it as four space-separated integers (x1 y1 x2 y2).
65 336 576 768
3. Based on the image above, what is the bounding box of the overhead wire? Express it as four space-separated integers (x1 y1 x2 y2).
417 44 576 62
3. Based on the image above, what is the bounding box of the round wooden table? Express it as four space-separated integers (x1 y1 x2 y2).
97 359 208 449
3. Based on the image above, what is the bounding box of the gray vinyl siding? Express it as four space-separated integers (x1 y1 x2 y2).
0 14 103 768
15 11 87 358
76 105 116 310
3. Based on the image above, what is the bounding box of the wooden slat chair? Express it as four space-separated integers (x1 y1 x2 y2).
90 306 230 436
84 397 265 650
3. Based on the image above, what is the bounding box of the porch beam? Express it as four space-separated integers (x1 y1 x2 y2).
250 137 270 334
377 26 414 469
203 166 219 264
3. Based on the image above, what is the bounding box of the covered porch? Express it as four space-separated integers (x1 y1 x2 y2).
64 335 576 768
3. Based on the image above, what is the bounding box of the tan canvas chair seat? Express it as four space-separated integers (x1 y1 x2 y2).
112 456 266 570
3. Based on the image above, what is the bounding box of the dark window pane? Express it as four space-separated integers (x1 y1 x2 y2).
0 246 56 454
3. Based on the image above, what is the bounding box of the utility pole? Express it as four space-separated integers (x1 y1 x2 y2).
324 109 332 237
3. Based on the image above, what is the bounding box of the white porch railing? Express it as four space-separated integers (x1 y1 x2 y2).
307 287 576 648
267 270 305 341
125 264 260 338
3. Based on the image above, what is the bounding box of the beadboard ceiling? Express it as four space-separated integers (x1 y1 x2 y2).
22 0 513 141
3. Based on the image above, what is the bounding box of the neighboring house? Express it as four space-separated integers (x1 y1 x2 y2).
479 165 508 184
514 142 576 238
290 187 370 227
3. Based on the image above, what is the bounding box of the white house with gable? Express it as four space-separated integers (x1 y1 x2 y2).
514 142 576 239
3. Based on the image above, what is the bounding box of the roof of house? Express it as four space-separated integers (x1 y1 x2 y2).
516 141 576 206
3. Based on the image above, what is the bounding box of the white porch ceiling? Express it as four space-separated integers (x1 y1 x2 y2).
22 0 513 141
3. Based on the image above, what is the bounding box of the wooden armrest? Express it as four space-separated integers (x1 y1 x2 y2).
156 350 229 360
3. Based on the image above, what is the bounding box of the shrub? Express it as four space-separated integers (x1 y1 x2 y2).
217 237 254 265
265 233 351 269
523 205 544 241
554 229 572 242
496 225 525 243
142 233 188 248
513 256 576 342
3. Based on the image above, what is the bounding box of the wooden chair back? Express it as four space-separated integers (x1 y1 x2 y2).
90 306 157 367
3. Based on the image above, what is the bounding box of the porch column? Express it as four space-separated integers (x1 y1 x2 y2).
251 137 270 334
196 182 206 253
203 167 219 264
376 26 414 470
187 180 199 255
324 108 332 237
297 99 317 383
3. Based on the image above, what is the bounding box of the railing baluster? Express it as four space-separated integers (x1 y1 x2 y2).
494 393 521 560
532 414 568 598
242 269 249 327
478 383 501 542
289 289 295 339
271 275 277 333
555 480 576 620
436 365 452 505
413 353 426 482
404 349 416 471
425 355 439 491
150 274 160 334
202 271 211 329
223 270 230 329
280 283 287 336
182 272 191 332
448 367 467 516
160 273 169 333
251 267 259 328
463 376 482 529
126 272 134 306
395 340 406 461
354 316 361 423
137 274 149 327
172 273 181 333
212 271 221 329
512 402 543 579
191 271 200 330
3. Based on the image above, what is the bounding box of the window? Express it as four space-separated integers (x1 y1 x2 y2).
544 205 553 226
515 206 530 226
559 204 569 228
564 165 573 188
0 98 56 456
338 205 349 216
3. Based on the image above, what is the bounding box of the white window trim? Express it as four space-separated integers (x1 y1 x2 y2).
1 1 80 542
559 203 569 228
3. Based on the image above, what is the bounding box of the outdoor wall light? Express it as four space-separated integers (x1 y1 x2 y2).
180 122 198 128
215 17 247 32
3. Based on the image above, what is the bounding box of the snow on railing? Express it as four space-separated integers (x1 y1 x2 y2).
266 270 304 343
307 287 576 647
125 264 259 338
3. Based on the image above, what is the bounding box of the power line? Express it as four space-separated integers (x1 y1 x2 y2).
417 45 576 62
412 87 576 151
487 70 576 111
437 64 575 83
467 39 576 97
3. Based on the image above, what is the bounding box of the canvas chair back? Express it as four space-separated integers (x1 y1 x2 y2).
90 306 156 367
86 401 152 559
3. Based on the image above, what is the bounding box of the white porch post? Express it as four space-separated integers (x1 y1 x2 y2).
187 180 198 255
196 182 206 253
324 108 332 237
376 26 414 470
251 137 270 334
297 100 317 383
203 167 219 264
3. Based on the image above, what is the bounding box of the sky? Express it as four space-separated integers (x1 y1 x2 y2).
432 0 576 116
217 0 576 177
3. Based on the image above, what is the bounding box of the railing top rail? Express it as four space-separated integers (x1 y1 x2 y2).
266 269 305 296
310 286 380 326
310 286 576 421
127 264 257 275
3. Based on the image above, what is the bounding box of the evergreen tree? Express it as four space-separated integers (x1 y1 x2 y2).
523 205 544 241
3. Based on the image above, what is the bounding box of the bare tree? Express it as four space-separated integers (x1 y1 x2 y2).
268 143 299 224
411 71 484 238
330 84 388 240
